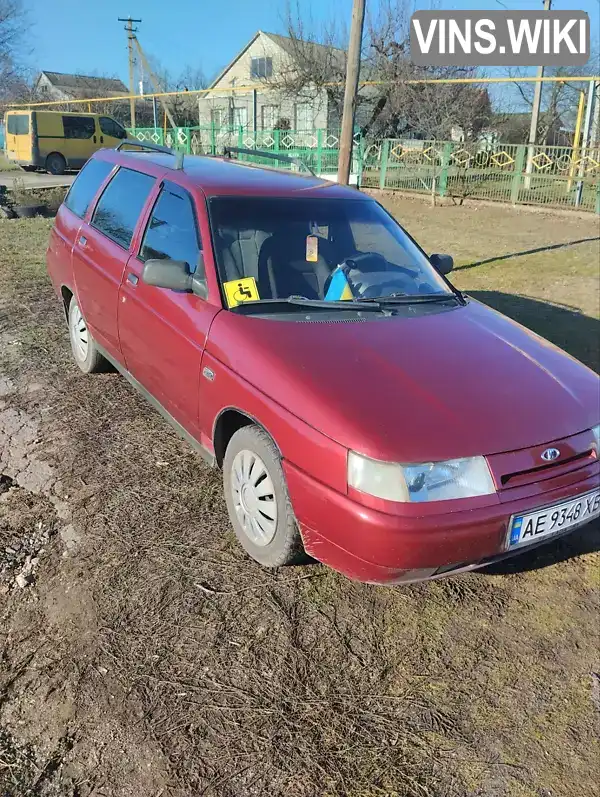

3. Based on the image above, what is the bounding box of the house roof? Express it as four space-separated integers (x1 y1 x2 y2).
206 30 345 90
38 71 128 95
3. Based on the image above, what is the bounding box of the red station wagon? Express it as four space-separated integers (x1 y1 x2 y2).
46 143 600 585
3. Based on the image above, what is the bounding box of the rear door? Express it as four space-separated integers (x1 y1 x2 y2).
72 165 156 362
47 157 114 299
62 115 97 167
118 180 219 437
5 113 32 162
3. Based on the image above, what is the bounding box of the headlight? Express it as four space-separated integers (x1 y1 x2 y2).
348 451 496 502
592 424 600 449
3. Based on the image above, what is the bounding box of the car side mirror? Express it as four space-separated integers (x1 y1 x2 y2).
142 258 208 299
430 253 454 275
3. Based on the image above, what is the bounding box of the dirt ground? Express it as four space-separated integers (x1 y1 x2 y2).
0 199 599 797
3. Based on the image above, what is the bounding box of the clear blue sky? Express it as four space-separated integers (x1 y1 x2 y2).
24 0 600 83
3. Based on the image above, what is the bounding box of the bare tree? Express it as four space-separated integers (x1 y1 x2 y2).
265 0 492 140
144 57 207 126
508 49 600 145
0 0 28 108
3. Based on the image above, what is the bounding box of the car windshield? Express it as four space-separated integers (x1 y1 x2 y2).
209 197 453 311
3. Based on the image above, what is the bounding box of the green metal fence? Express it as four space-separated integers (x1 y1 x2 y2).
361 139 600 213
127 126 362 177
127 127 600 213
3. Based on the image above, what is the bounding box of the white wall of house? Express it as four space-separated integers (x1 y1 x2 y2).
198 32 328 131
34 73 71 101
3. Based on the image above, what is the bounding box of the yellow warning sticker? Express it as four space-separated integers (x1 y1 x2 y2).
223 277 260 308
306 235 319 262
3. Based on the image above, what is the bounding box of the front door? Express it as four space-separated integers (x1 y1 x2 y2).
117 181 219 439
98 116 128 150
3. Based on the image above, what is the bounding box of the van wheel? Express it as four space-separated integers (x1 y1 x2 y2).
45 153 66 175
68 297 106 374
223 425 305 568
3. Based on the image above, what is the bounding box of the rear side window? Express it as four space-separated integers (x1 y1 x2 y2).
64 158 114 218
92 167 155 249
7 114 29 135
99 116 127 139
140 182 202 272
63 116 95 139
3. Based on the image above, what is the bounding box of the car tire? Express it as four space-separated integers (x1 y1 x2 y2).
68 297 107 374
45 152 66 175
223 424 305 568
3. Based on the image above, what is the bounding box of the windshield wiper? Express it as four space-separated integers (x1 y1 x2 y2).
233 297 386 313
361 293 460 305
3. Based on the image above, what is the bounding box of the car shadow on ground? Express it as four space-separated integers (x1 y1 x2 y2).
481 519 600 576
456 236 600 272
467 290 600 372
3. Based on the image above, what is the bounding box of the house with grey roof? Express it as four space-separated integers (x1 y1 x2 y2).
33 71 128 102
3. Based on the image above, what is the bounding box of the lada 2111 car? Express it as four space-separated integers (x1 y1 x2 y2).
46 143 600 584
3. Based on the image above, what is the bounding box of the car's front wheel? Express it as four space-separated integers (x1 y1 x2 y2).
68 297 107 374
223 424 305 567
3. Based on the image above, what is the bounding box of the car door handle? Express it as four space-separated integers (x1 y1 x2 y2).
126 273 139 286
78 235 87 248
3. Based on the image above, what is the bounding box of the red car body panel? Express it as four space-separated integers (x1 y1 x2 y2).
46 149 600 585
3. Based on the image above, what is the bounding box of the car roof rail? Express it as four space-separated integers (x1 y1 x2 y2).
223 146 316 177
115 139 185 170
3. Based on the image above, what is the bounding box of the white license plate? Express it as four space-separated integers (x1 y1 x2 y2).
508 489 600 549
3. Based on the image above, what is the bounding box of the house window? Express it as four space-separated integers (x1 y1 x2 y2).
250 57 272 79
231 106 248 130
294 103 314 131
211 108 225 129
261 105 278 130
39 84 48 94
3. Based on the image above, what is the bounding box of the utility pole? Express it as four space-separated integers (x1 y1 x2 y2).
337 0 366 185
575 79 596 207
118 16 141 129
525 0 551 187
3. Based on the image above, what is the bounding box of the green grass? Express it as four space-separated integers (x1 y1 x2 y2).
0 152 20 171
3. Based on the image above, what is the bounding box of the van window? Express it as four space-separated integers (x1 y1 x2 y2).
7 114 29 135
64 158 114 218
140 182 202 272
92 167 155 249
63 116 95 139
99 117 127 139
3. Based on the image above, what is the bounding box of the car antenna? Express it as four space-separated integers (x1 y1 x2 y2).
174 150 184 170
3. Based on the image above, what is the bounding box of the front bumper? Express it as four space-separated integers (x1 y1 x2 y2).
284 460 600 584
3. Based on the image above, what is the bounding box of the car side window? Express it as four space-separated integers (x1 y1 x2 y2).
99 116 127 139
91 167 155 250
63 158 114 218
140 182 202 273
63 116 95 139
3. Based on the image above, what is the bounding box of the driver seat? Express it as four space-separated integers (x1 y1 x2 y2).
257 231 333 300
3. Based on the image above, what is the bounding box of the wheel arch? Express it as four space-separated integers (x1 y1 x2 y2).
213 406 282 468
60 285 74 321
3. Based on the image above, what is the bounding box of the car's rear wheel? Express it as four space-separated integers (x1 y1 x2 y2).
45 152 66 175
68 297 106 374
223 425 305 567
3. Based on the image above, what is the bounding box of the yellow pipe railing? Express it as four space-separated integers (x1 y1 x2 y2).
7 75 600 110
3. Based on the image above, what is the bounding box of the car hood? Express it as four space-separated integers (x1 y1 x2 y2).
209 299 599 462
